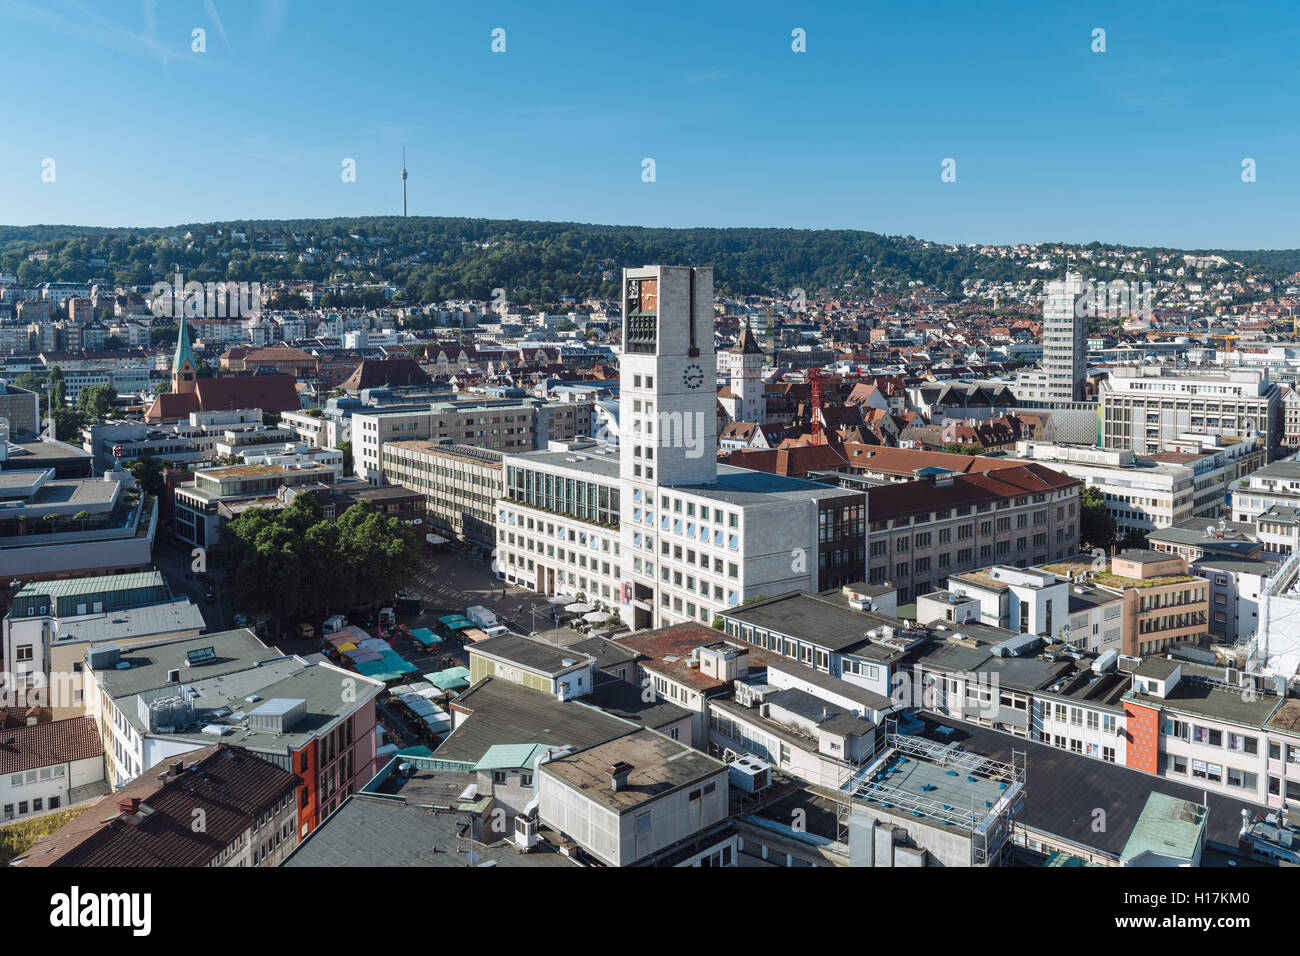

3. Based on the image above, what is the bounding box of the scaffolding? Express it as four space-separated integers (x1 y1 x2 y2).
834 722 1026 867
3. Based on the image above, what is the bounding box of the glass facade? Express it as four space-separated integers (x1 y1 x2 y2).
506 465 620 527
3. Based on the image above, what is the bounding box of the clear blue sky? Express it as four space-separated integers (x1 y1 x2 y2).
1 0 1297 248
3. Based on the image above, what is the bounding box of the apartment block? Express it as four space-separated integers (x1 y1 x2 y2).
1042 551 1209 656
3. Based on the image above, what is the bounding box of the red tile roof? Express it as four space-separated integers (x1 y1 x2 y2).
13 744 299 868
340 358 431 390
867 464 1079 520
0 717 101 775
145 374 301 421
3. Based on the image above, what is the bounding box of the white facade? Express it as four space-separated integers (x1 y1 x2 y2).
1 752 102 821
947 566 1068 638
1100 366 1278 452
1041 273 1088 401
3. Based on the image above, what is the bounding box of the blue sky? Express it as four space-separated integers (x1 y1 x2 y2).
1 0 1297 248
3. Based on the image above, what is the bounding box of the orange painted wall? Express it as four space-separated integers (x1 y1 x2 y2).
294 738 319 837
1124 701 1160 775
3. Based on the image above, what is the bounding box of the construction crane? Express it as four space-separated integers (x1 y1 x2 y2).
809 367 824 437
1220 333 1239 368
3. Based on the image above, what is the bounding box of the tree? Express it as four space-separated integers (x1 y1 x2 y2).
72 510 91 531
1079 486 1116 553
124 455 168 497
338 440 353 474
76 383 117 425
217 494 422 635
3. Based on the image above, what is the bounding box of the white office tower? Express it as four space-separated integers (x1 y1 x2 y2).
1042 272 1088 401
620 265 718 488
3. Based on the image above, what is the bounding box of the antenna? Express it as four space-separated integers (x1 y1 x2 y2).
401 147 408 218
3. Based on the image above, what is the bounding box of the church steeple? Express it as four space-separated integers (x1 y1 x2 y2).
172 310 198 394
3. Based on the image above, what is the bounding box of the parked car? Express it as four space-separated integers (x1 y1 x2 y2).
296 622 316 639
204 591 215 604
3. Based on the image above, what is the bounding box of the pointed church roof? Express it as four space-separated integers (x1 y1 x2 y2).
173 312 198 372
731 318 764 355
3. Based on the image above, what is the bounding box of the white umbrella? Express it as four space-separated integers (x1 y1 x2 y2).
565 602 594 613
583 611 612 623
547 594 570 605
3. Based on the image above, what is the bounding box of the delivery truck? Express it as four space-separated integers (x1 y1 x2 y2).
465 605 498 629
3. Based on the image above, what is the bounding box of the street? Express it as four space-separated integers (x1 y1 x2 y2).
151 533 229 632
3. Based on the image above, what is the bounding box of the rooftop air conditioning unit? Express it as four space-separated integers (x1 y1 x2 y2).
514 815 539 851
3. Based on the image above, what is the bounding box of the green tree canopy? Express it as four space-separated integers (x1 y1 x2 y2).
1079 486 1116 553
217 495 421 633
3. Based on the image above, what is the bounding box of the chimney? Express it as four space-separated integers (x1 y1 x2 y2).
607 762 633 791
169 758 185 778
119 796 141 814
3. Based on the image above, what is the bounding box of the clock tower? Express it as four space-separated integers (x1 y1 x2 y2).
619 265 719 630
620 265 718 488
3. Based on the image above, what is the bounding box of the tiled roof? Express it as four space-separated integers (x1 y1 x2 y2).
341 358 431 390
0 717 102 775
867 464 1079 519
13 744 299 867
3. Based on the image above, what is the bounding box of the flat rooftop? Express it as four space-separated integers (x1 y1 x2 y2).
851 742 1014 833
53 599 206 645
471 632 593 676
89 629 285 698
386 441 505 466
540 727 726 814
282 795 578 868
436 676 635 764
1125 681 1284 727
910 715 1267 859
723 591 893 653
675 463 859 507
506 445 622 479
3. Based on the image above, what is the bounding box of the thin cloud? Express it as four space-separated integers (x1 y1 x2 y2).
202 0 231 49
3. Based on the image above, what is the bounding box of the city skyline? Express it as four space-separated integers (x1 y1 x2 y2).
1 0 1299 247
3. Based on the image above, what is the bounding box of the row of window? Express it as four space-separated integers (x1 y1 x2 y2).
2 794 60 819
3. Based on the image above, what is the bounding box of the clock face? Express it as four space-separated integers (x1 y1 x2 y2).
683 364 705 389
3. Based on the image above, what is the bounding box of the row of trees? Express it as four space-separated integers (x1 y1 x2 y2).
216 494 422 635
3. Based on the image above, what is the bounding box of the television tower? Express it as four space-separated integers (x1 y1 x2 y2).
401 147 408 217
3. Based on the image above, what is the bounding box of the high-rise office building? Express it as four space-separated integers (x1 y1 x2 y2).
494 265 866 633
1042 272 1088 401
